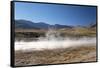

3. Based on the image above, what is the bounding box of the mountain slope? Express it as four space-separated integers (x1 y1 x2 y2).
15 20 39 29
15 20 73 29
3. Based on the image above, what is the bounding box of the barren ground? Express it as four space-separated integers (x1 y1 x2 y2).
15 45 96 66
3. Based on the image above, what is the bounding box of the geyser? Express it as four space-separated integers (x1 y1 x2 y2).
15 29 96 50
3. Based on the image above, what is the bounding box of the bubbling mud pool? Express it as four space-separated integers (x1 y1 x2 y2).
15 37 96 51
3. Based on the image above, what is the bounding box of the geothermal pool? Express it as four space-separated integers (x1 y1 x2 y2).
15 37 96 51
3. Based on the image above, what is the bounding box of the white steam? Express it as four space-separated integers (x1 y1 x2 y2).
15 29 96 51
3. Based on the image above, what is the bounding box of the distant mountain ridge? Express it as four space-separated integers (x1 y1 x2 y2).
90 23 96 28
15 20 39 29
15 20 73 29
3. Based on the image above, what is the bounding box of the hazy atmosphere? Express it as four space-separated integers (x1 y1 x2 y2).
14 2 97 66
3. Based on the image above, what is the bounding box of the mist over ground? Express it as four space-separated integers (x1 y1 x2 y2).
15 28 96 51
14 22 97 66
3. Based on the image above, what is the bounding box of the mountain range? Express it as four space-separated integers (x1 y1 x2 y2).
15 20 73 29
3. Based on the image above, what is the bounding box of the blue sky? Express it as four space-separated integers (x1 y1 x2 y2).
15 2 97 26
